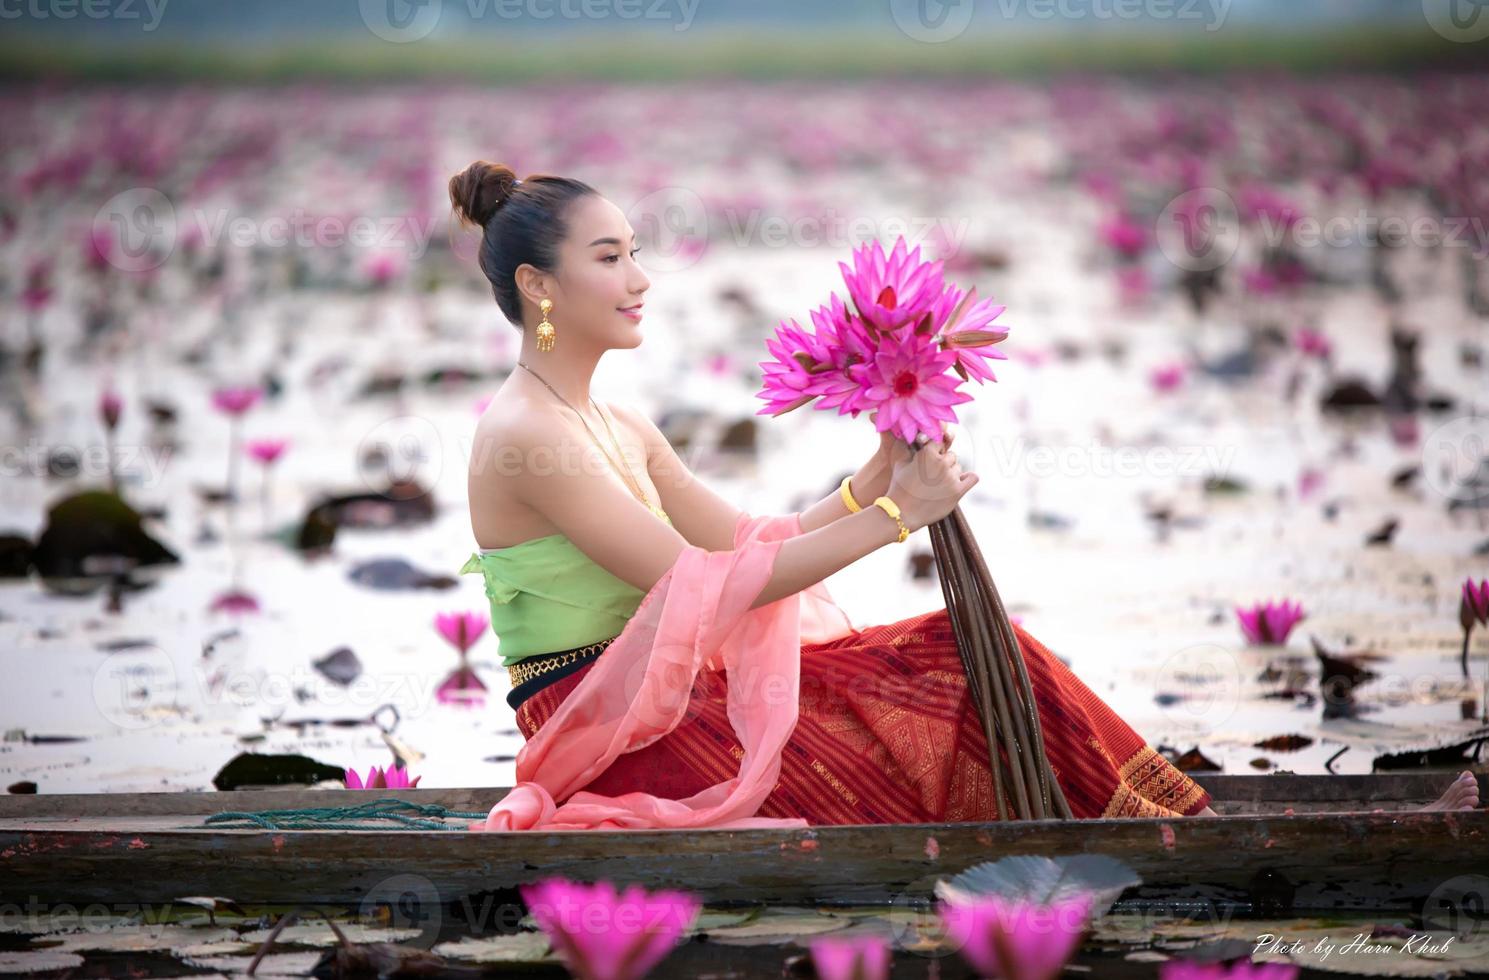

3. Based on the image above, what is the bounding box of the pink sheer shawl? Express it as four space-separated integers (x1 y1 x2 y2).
469 510 858 832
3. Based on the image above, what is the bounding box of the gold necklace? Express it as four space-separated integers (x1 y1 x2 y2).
517 362 672 525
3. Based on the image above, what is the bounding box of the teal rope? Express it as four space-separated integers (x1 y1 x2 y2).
203 798 488 831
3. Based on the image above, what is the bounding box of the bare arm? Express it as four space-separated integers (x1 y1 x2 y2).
505 414 904 607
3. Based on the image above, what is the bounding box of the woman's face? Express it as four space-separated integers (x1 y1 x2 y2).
539 194 651 349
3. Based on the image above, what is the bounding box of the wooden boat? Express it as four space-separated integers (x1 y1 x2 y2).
0 773 1483 915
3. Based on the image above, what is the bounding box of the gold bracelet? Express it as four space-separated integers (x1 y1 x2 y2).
871 495 910 544
839 474 863 513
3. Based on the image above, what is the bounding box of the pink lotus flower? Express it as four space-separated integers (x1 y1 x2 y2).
209 589 261 615
1460 578 1489 679
1463 578 1489 630
436 664 488 707
99 388 123 431
1115 266 1151 306
435 611 489 655
850 329 974 446
364 251 405 286
1236 599 1307 645
212 386 263 417
935 285 1010 384
1297 467 1325 501
1099 214 1147 258
245 438 288 466
1160 962 1299 980
838 237 948 334
474 394 494 415
756 236 1011 447
938 893 1093 980
1293 326 1331 360
520 878 700 980
344 764 421 790
809 935 890 980
1149 362 1187 394
84 227 114 272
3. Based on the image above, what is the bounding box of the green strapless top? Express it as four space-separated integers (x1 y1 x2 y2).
459 532 648 667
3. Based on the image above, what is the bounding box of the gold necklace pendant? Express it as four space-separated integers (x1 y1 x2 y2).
518 362 666 519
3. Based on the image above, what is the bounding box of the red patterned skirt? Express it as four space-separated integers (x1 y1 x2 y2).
514 607 1211 824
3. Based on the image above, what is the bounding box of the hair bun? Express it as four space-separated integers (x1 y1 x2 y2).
449 160 520 228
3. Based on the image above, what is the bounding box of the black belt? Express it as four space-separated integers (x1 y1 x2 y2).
506 635 618 712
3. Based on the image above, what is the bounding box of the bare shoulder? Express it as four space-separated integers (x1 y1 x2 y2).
605 401 664 454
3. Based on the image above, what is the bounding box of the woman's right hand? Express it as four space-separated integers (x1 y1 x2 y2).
882 428 978 532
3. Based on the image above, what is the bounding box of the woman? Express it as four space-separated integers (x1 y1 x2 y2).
452 161 1480 831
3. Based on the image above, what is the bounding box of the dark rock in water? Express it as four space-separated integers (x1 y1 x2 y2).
1364 518 1398 547
357 372 405 398
7 781 37 794
1373 734 1489 771
297 501 340 552
0 534 33 577
302 481 436 540
347 558 457 591
313 646 363 686
96 638 155 652
1320 378 1381 412
423 366 485 387
145 399 178 425
212 751 346 790
31 490 179 580
718 417 757 454
1203 475 1248 496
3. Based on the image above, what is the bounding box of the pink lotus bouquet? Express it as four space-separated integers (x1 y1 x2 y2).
755 237 1011 446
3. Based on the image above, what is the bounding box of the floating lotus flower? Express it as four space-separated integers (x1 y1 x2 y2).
209 589 260 616
1235 599 1307 646
809 934 890 980
1460 577 1489 678
756 235 1011 446
212 386 264 504
938 892 1093 980
212 387 263 417
1293 326 1332 361
520 877 699 980
245 438 288 466
1098 213 1147 258
1149 362 1187 394
435 611 488 656
344 764 421 790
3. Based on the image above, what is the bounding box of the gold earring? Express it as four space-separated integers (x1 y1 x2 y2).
536 299 556 352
